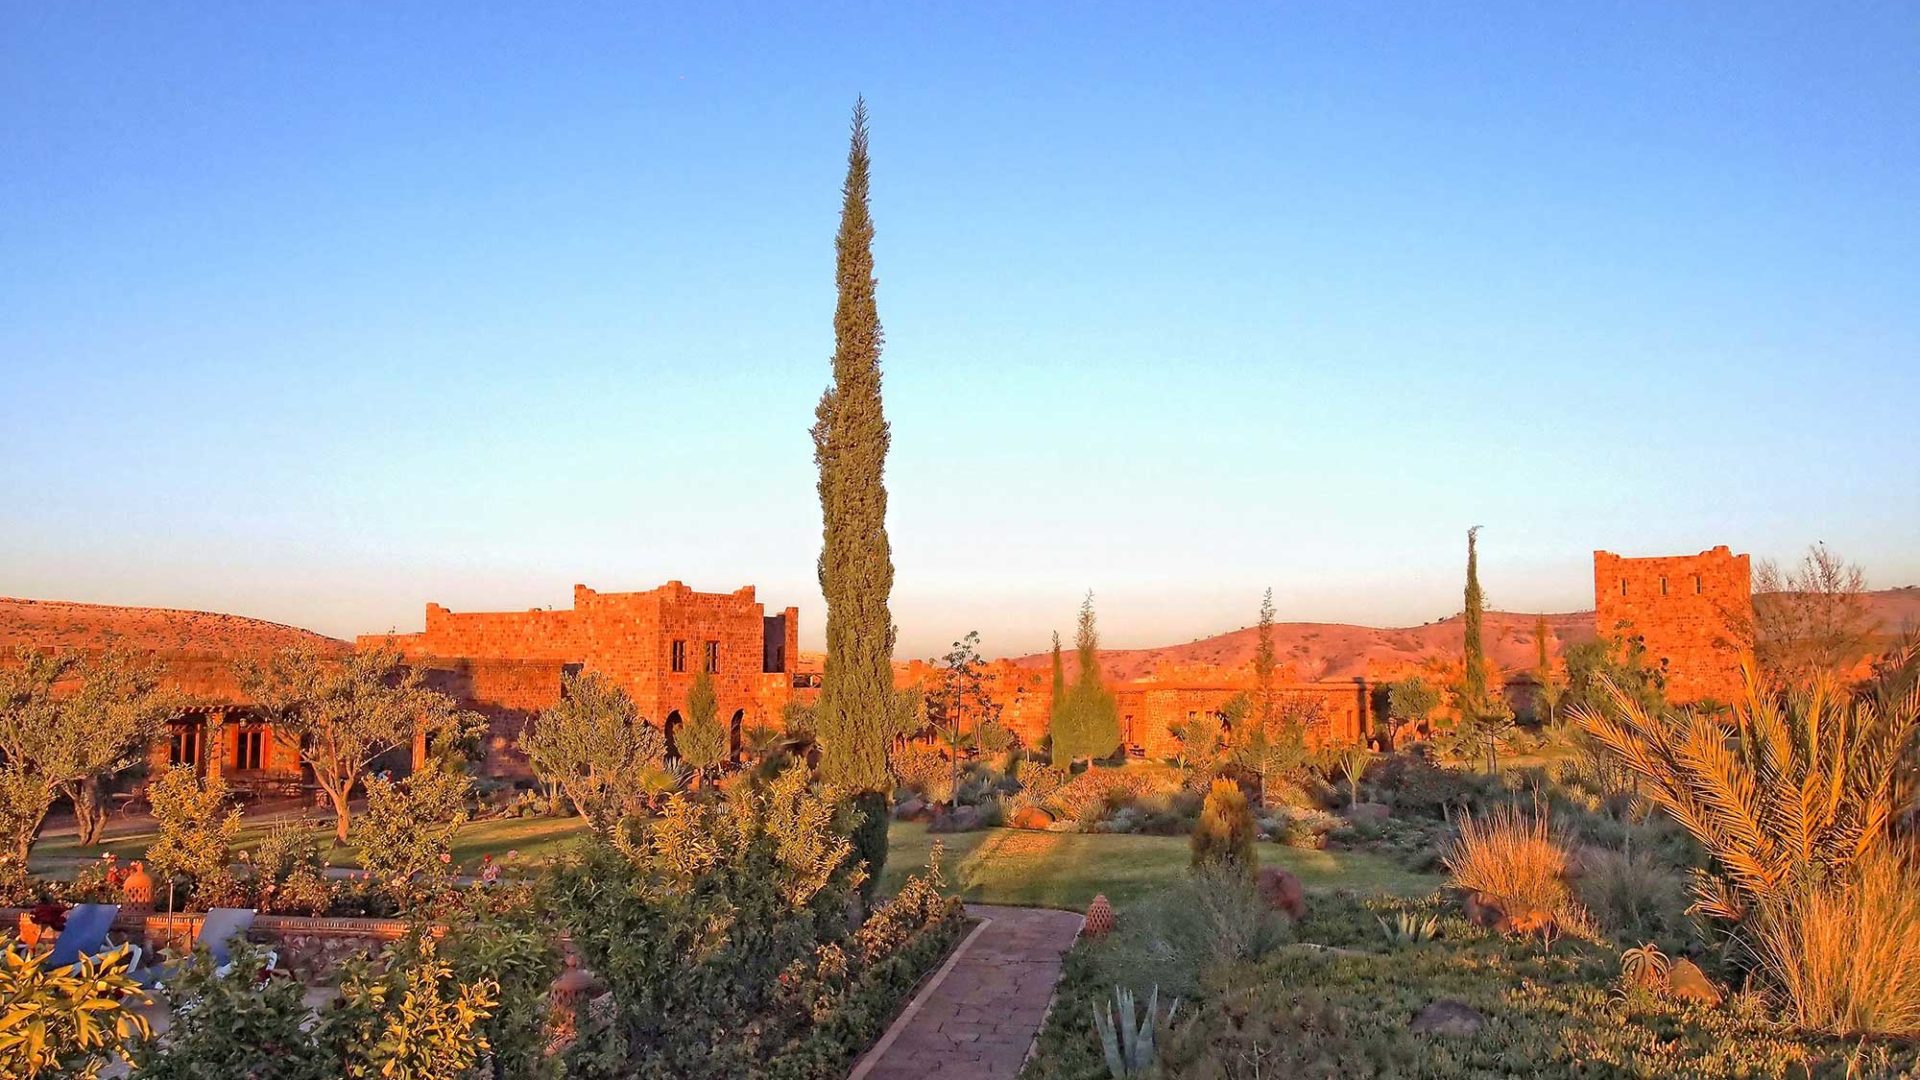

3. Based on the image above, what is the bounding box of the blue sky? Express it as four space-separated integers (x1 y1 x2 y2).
3 2 1916 658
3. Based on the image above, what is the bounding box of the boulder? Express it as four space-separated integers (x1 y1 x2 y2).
1463 892 1552 936
1256 866 1307 921
1666 959 1724 1006
928 805 981 834
1410 1000 1485 1037
1009 805 1055 830
892 797 931 823
1344 802 1391 826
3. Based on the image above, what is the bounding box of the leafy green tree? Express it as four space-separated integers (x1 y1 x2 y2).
1387 677 1441 733
930 631 1001 800
356 760 472 913
1052 593 1120 767
316 933 499 1080
0 648 178 867
1562 636 1666 719
144 765 243 905
239 647 476 842
811 100 897 898
130 942 323 1080
1232 693 1319 807
521 670 664 831
677 668 728 784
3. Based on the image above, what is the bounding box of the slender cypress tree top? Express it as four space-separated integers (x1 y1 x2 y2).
812 99 895 793
1463 526 1488 711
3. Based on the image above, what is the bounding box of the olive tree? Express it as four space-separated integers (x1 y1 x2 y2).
521 670 665 831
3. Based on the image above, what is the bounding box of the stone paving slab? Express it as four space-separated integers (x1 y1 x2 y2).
851 904 1084 1080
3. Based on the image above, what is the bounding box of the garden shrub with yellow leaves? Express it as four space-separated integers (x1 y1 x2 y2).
0 941 150 1079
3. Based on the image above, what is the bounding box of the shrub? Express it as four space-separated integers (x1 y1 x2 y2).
1089 867 1290 1002
889 741 951 803
1444 805 1582 930
440 892 563 1080
144 765 242 906
245 822 333 916
1 942 150 1078
316 932 499 1079
355 761 472 913
1050 766 1178 824
1191 780 1255 874
1574 843 1691 947
130 942 323 1080
1753 845 1920 1037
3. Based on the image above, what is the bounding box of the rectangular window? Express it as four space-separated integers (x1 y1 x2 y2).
1659 576 1668 596
1620 579 1628 596
1694 575 1703 594
704 640 720 674
169 725 200 767
671 640 686 673
236 728 264 771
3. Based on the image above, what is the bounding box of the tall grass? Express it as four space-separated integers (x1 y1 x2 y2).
1443 804 1575 920
1753 845 1920 1037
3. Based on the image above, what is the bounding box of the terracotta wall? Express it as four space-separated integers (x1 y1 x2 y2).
1594 546 1752 703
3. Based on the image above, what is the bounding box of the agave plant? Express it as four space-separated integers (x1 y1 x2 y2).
1575 665 1920 921
1092 985 1178 1079
1378 910 1442 945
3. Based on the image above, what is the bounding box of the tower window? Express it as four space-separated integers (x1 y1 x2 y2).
704 641 720 673
1659 576 1668 596
1620 579 1628 596
1694 575 1703 594
671 640 687 673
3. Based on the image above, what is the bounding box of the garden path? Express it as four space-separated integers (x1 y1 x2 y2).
850 904 1084 1080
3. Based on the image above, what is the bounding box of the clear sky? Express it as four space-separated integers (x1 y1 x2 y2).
3 3 1916 659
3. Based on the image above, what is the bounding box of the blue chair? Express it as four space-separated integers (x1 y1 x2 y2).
194 907 269 975
45 903 121 968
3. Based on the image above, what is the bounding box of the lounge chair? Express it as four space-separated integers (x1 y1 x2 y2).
45 903 123 968
143 907 274 987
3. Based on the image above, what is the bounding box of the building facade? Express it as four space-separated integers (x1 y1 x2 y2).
362 581 815 776
1593 545 1752 704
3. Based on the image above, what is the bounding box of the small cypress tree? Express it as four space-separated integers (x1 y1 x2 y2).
1191 778 1256 874
1532 615 1563 724
1046 631 1067 760
1055 593 1120 767
1254 588 1277 728
677 668 728 784
812 99 896 903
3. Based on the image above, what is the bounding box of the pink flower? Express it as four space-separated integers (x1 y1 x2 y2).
439 853 452 864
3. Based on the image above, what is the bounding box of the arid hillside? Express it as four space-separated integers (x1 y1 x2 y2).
0 597 348 657
1009 588 1920 684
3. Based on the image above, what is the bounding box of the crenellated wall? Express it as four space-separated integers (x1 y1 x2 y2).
1594 546 1752 704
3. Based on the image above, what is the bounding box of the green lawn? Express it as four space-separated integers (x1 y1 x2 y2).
29 814 592 875
878 823 1439 911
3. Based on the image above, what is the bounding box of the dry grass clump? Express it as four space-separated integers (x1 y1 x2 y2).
1444 805 1580 928
1753 845 1920 1038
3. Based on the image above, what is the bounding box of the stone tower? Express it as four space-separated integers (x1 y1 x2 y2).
1593 546 1752 704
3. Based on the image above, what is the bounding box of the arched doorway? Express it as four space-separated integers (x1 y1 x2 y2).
729 709 745 760
664 710 683 760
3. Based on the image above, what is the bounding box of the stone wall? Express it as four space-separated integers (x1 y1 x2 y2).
1594 546 1752 704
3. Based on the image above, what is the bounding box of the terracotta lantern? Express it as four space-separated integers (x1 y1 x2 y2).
122 861 154 914
548 955 602 1042
1084 894 1115 937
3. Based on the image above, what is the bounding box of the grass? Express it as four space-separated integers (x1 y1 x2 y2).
29 813 592 876
1442 803 1573 919
879 823 1439 911
1755 845 1920 1037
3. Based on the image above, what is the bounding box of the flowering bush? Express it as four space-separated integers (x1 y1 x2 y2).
354 761 472 913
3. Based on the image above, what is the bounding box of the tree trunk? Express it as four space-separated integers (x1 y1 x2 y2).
329 786 353 844
75 778 109 847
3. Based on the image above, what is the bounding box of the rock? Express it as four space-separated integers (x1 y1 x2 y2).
1410 1000 1485 1037
1344 802 1391 826
892 797 931 823
1463 892 1552 936
1665 959 1724 1006
1256 866 1307 921
928 805 981 833
1009 805 1055 830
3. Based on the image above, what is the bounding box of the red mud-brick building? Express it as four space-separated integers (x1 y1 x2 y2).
362 581 817 777
1593 546 1752 704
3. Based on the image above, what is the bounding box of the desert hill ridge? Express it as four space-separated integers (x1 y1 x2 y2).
0 596 348 657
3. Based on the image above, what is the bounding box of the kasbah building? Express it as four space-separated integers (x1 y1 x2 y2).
99 545 1752 788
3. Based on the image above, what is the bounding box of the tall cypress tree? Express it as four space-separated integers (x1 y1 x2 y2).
1057 592 1120 767
812 100 895 898
1046 630 1065 731
1462 526 1488 715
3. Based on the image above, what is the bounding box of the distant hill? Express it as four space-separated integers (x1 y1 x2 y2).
1009 588 1920 684
0 597 348 658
